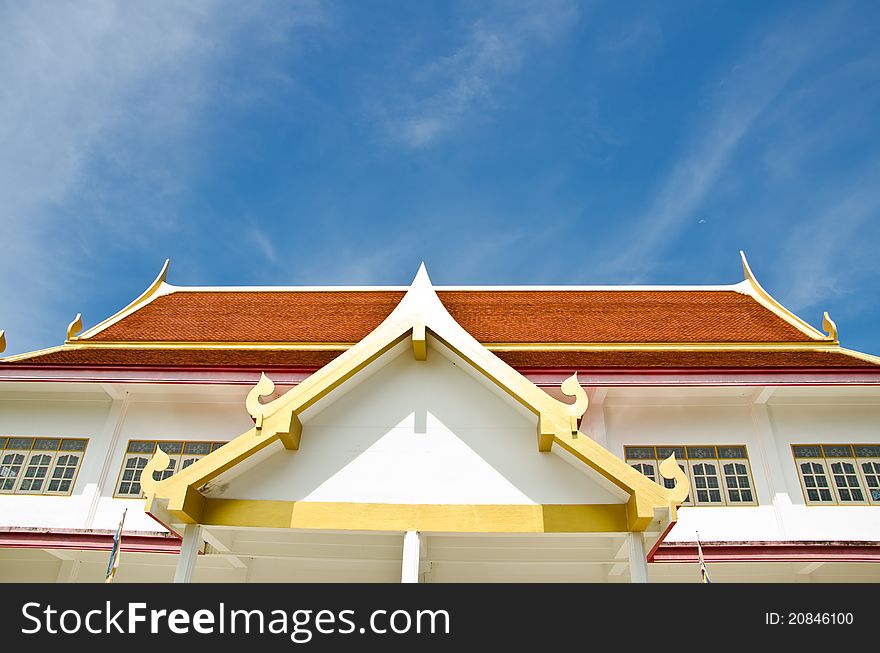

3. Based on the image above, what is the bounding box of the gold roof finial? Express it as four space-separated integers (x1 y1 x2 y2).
560 373 588 433
246 372 276 430
66 313 83 341
739 250 826 340
0 330 6 354
140 448 171 497
659 453 690 503
822 311 838 342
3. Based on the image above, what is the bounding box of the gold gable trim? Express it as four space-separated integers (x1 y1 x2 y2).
140 263 687 533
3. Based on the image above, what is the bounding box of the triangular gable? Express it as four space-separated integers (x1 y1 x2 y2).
142 264 688 533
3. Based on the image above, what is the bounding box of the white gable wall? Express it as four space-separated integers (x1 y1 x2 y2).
212 345 624 505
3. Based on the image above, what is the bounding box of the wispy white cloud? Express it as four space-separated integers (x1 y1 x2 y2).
778 161 880 316
605 9 837 279
377 0 579 148
0 1 330 355
247 226 280 265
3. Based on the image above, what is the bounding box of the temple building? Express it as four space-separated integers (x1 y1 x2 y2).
0 254 878 583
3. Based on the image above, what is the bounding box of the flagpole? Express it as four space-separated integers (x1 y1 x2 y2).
696 530 711 584
105 508 127 584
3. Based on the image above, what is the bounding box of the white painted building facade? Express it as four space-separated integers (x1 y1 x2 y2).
1 260 878 582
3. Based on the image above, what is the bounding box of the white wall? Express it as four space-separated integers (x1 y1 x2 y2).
91 398 254 531
0 398 112 529
2 381 879 545
0 391 254 533
216 348 623 505
600 395 880 542
767 403 880 541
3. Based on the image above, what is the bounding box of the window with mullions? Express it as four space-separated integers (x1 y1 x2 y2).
858 446 880 504
624 444 757 507
114 440 226 498
793 445 880 506
0 437 88 496
625 445 692 506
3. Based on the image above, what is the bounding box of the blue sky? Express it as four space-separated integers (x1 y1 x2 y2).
2 1 879 356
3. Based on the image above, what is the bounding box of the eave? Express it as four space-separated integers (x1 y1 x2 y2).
3 364 880 386
140 264 690 534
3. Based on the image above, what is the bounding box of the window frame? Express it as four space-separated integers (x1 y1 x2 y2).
795 457 836 505
628 461 658 484
16 451 57 495
791 444 877 507
826 457 868 505
624 444 755 507
113 439 226 499
0 448 28 494
45 451 86 496
719 458 758 506
688 458 725 506
857 458 880 506
0 437 88 496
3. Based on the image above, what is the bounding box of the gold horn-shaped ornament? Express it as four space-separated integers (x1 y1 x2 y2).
139 448 171 496
246 372 276 429
66 313 83 341
822 311 838 342
560 373 588 433
0 330 5 354
659 454 691 503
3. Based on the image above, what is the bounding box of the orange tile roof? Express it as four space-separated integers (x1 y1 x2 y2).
87 289 814 343
4 347 875 369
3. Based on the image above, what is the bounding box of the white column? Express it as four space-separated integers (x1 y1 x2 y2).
401 530 421 583
173 524 202 583
85 394 130 528
585 388 608 447
750 394 790 539
55 557 80 583
627 532 649 583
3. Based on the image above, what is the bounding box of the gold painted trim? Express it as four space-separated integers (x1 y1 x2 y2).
740 251 828 341
838 347 880 366
66 313 83 341
142 264 687 532
76 259 170 341
484 342 842 352
12 339 861 352
822 312 838 341
199 499 631 533
0 344 69 363
4 340 878 367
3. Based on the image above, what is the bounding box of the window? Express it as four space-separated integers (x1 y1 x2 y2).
624 444 757 506
114 440 225 498
0 437 88 496
793 444 880 506
625 445 692 506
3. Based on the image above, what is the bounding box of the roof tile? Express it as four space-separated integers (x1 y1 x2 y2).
87 290 815 343
4 347 874 369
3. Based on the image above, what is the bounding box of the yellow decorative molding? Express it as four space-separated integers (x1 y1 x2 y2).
77 259 171 340
198 500 631 533
561 372 588 433
31 339 853 352
837 347 880 366
412 321 427 361
134 263 684 532
740 250 826 340
823 311 838 343
658 454 690 503
139 447 170 497
246 372 275 429
66 313 83 341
